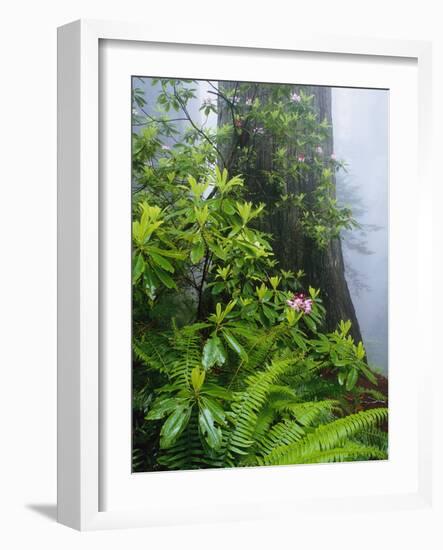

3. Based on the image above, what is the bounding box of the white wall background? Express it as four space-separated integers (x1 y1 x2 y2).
0 1 441 548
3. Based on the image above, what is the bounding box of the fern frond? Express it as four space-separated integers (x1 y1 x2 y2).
267 385 299 401
251 385 299 439
257 419 305 456
252 405 276 444
285 443 387 464
356 387 388 405
169 326 202 386
291 377 347 402
222 356 301 465
353 428 389 453
245 326 286 371
273 399 340 426
133 332 172 374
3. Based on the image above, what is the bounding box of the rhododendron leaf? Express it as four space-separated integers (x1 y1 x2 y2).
222 329 248 361
191 367 206 391
150 251 174 272
207 242 227 260
190 239 205 264
200 396 226 425
151 265 176 289
262 304 276 322
222 200 236 215
228 225 242 238
359 363 377 385
211 282 225 295
202 384 233 400
147 245 186 259
198 403 222 449
303 315 317 332
338 370 346 386
345 368 359 391
202 336 226 371
143 268 158 298
241 302 257 316
160 405 192 449
146 397 184 420
132 253 145 283
356 341 366 360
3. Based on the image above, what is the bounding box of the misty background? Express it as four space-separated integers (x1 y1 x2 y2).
332 88 388 374
133 78 389 374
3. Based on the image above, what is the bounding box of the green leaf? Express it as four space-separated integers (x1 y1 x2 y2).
132 253 145 283
227 225 242 238
190 239 205 264
222 329 248 361
150 251 174 272
292 331 307 351
151 265 176 289
211 282 225 295
146 397 182 420
147 245 186 259
359 363 378 385
202 335 227 370
356 341 366 360
303 315 317 332
160 405 192 448
191 367 206 391
262 303 276 322
346 368 359 391
222 200 236 215
338 370 346 386
198 402 222 449
202 384 233 400
200 396 226 425
207 242 227 260
143 267 158 297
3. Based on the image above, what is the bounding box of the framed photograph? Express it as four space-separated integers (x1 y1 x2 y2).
57 19 435 531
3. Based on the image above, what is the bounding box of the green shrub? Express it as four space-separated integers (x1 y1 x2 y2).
132 167 387 471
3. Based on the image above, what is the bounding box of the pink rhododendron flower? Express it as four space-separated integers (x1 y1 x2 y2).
291 92 301 103
286 292 313 314
297 154 305 163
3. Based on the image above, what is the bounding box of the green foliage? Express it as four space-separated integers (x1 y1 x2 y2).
134 323 387 471
260 408 388 466
131 78 388 472
132 78 354 250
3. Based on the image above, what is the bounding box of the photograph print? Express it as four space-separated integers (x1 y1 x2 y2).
131 77 388 472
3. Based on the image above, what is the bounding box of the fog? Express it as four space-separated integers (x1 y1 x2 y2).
332 88 389 374
134 78 389 374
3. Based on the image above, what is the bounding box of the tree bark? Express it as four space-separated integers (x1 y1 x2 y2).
218 83 363 343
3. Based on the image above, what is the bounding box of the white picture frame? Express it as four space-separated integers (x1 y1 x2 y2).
57 19 436 532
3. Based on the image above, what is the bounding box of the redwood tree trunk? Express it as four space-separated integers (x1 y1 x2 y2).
218 83 363 344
